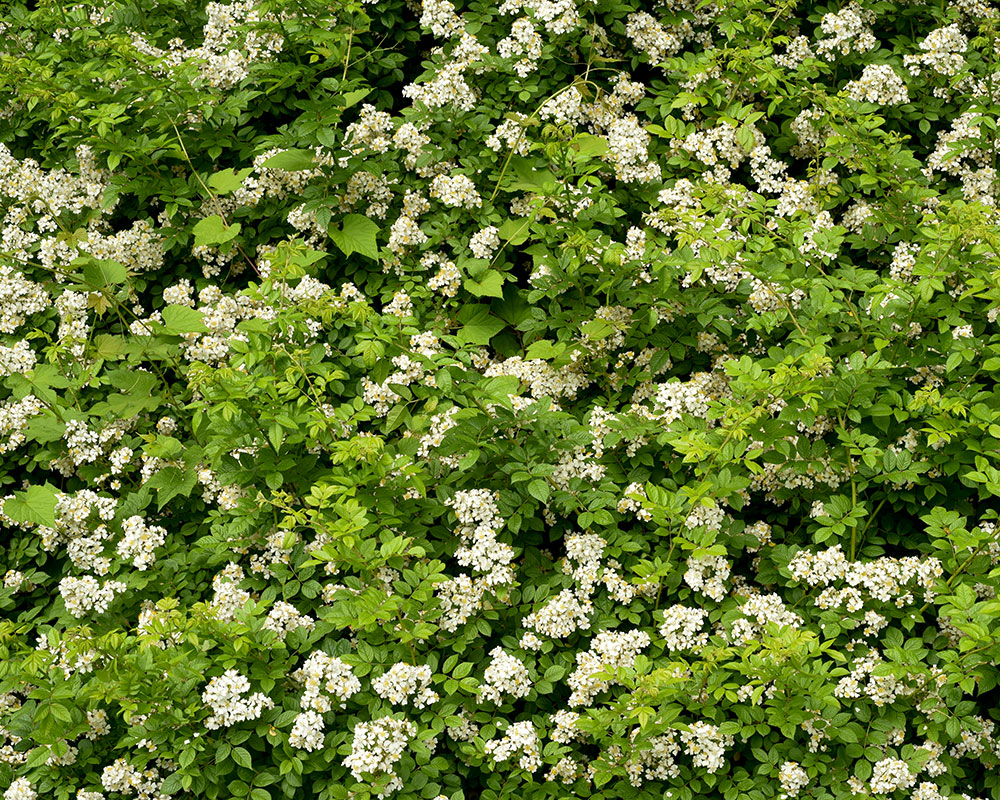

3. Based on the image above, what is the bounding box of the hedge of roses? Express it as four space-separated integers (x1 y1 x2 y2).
1 0 999 799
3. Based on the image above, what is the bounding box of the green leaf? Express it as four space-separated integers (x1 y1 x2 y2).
457 305 506 346
385 404 409 433
192 215 241 247
25 747 51 769
330 214 379 260
82 258 128 287
3 483 60 528
527 479 550 503
161 305 210 334
736 125 756 153
570 132 608 158
107 391 161 417
497 218 530 245
106 368 158 396
232 747 252 768
525 340 565 360
117 487 152 518
208 167 253 195
24 413 66 443
581 319 613 339
145 465 199 510
464 271 505 298
341 88 371 109
461 257 491 280
93 334 128 359
505 156 557 193
159 773 184 794
261 149 316 171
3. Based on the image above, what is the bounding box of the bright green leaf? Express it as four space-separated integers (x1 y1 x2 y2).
161 305 210 334
192 215 241 247
464 271 505 298
261 149 316 171
457 305 506 346
330 214 379 260
3 483 60 528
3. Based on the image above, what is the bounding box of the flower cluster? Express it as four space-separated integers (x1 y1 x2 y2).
436 489 514 630
679 721 733 773
815 3 877 59
263 601 316 639
789 545 943 607
659 605 709 651
3 778 34 800
116 516 167 570
778 761 809 797
479 648 531 704
484 720 541 772
59 576 127 618
201 670 274 730
287 658 361 751
844 64 910 105
568 629 650 707
344 717 417 797
683 554 731 602
372 663 439 708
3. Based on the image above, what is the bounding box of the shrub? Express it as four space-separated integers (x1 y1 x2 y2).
0 1 999 799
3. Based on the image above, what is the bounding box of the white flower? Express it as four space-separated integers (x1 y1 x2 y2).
567 629 650 707
870 757 915 794
480 647 531 703
779 761 809 797
116 516 167 570
294 651 361 714
815 3 878 59
659 606 709 651
344 717 416 797
420 0 465 38
905 24 967 76
683 554 730 602
430 174 482 208
263 601 315 639
844 65 909 105
59 576 127 618
201 670 274 730
679 721 732 773
373 663 439 708
289 710 325 752
4 778 35 800
469 225 501 259
497 18 542 76
484 720 541 772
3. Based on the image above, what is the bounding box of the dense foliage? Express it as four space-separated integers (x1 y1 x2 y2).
1 0 1000 799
